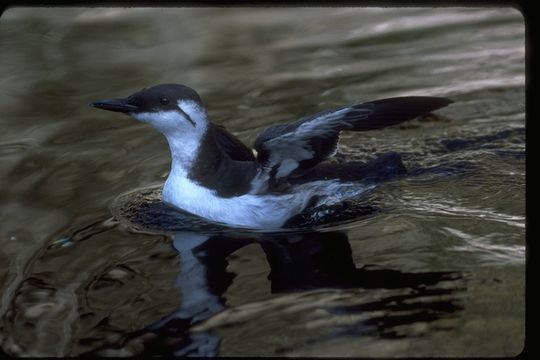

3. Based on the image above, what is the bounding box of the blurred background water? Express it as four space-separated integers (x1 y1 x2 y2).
0 7 525 357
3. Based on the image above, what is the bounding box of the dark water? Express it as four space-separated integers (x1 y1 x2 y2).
0 7 525 357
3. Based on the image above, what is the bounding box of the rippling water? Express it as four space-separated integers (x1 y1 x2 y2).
0 7 525 357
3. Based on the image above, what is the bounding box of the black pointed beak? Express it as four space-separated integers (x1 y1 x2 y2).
89 98 138 113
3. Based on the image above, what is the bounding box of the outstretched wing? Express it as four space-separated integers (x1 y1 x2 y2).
254 96 452 184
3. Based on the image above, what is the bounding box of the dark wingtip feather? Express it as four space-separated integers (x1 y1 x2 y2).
422 96 453 109
367 96 453 109
348 96 453 131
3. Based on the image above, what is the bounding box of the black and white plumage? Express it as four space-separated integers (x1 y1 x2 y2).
90 84 452 229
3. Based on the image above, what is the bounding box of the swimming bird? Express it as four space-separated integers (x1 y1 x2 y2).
90 84 451 229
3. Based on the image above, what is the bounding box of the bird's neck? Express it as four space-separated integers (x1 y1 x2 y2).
164 131 204 176
164 124 226 181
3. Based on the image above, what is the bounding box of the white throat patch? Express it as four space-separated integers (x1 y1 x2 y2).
130 100 209 172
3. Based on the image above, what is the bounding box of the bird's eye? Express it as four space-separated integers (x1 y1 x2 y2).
160 97 170 105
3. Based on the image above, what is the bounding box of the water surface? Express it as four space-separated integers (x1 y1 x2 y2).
0 7 525 357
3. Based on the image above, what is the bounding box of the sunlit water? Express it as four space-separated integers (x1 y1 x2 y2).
0 7 525 357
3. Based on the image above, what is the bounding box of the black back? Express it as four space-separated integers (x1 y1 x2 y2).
211 124 256 162
187 124 258 197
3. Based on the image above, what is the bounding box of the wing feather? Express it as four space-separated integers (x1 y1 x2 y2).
253 96 452 189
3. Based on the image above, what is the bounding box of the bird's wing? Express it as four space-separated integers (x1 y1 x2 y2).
253 96 452 183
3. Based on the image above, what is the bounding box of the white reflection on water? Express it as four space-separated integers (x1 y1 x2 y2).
443 227 525 265
403 196 525 229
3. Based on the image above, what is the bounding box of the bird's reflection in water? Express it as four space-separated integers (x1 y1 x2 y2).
119 224 463 356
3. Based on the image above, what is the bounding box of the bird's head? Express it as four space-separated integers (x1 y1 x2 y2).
90 84 208 135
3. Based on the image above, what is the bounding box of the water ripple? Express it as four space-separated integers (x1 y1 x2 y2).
401 196 525 229
443 227 525 265
0 139 38 156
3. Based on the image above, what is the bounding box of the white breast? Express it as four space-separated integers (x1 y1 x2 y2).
162 169 308 229
163 166 371 229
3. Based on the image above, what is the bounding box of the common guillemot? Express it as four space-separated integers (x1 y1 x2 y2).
90 84 451 229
